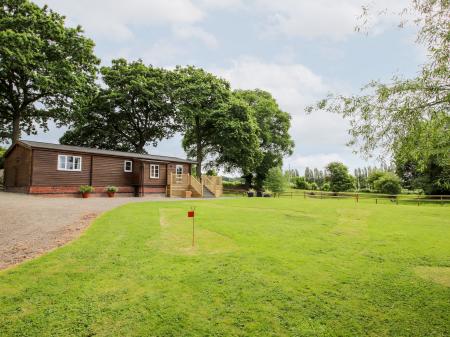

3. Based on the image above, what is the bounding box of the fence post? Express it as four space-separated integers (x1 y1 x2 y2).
396 196 398 205
304 191 306 199
375 198 377 204
441 195 443 206
356 193 359 203
291 192 293 199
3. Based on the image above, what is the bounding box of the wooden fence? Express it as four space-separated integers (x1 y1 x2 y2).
277 190 450 206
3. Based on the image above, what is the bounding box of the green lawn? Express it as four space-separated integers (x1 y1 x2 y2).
1 198 449 336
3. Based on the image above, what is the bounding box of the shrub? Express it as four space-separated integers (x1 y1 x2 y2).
206 169 217 176
373 173 402 195
325 162 354 192
79 185 95 193
294 177 309 190
310 182 318 190
322 182 330 191
264 167 288 194
106 186 118 192
367 170 385 189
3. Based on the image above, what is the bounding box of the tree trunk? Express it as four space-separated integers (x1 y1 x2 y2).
12 110 21 144
243 173 253 189
136 139 146 154
195 117 202 178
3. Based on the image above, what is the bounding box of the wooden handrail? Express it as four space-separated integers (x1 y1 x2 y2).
190 175 203 197
202 175 223 197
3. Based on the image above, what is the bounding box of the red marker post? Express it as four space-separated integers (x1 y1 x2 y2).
188 208 195 247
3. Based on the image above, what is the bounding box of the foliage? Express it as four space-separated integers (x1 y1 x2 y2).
79 185 94 193
294 176 310 190
0 146 6 169
0 0 99 143
263 167 287 194
172 66 230 177
322 182 331 191
211 95 262 175
395 115 449 194
0 199 449 336
206 169 217 176
307 0 449 184
234 89 294 189
325 162 354 192
367 170 386 189
105 186 118 193
61 59 179 153
373 172 402 195
310 182 319 191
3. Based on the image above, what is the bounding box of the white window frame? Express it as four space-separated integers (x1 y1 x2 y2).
150 164 160 179
124 160 133 172
57 154 82 171
176 165 183 175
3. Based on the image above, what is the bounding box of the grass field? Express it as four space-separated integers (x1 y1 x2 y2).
1 198 449 336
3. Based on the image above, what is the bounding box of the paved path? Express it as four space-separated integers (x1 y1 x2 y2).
0 192 210 270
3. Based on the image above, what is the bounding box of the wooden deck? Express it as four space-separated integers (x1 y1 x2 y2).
166 174 223 198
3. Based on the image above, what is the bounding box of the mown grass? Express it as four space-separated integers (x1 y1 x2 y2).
1 198 449 336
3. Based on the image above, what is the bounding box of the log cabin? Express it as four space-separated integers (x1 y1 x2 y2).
3 140 222 198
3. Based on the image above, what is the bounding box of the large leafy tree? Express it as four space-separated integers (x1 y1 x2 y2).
0 0 99 143
61 59 180 153
307 0 449 193
173 66 231 177
234 89 294 189
325 162 354 192
212 95 262 174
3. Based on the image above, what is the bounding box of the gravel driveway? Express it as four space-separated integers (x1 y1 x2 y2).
0 192 175 270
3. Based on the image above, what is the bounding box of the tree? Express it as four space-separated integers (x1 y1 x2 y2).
367 170 386 190
173 66 230 177
310 182 318 190
304 167 314 183
325 162 354 192
0 0 99 144
322 182 331 191
61 59 180 153
264 167 287 195
307 1 449 189
373 172 402 195
211 95 262 176
234 89 294 189
294 176 310 190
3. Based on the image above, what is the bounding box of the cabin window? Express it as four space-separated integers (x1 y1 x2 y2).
124 160 133 172
150 164 160 178
176 165 183 175
58 155 82 171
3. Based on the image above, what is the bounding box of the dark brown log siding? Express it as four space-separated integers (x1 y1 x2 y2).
91 156 135 186
4 144 32 188
143 162 167 186
32 149 91 186
167 163 191 177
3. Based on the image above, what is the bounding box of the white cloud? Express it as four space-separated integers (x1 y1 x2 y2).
196 0 244 10
172 25 219 48
250 0 411 41
34 0 205 41
214 57 326 111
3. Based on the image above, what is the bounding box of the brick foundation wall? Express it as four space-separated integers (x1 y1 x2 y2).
28 185 166 196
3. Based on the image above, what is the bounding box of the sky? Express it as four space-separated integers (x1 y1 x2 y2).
28 0 424 174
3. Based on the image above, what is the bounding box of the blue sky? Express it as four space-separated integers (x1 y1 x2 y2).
29 0 423 174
